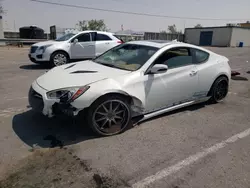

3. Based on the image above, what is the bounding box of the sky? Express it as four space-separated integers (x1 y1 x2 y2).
1 0 250 33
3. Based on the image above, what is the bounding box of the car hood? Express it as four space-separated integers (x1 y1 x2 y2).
32 40 61 47
36 60 130 91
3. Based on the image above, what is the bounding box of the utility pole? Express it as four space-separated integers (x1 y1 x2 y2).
14 20 16 32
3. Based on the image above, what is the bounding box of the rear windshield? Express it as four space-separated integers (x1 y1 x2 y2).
113 35 124 42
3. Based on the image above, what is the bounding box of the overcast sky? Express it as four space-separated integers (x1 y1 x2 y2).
2 0 250 32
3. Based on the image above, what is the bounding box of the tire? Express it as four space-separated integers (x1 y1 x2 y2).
209 76 229 103
87 95 131 136
50 51 69 67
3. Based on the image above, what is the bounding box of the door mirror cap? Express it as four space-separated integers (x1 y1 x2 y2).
149 64 168 74
73 38 78 44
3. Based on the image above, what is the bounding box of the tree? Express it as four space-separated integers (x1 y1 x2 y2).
194 24 202 28
0 5 3 15
0 0 4 15
168 24 177 34
77 19 109 31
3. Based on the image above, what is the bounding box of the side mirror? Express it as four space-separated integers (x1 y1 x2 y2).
73 38 78 44
149 64 168 74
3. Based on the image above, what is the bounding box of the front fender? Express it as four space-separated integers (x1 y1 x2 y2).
71 78 145 113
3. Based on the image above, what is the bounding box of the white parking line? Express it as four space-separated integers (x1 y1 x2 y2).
132 127 250 188
6 97 28 101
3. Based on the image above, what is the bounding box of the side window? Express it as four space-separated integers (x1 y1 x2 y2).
76 33 91 42
154 48 193 69
96 34 112 41
90 32 97 41
193 49 209 64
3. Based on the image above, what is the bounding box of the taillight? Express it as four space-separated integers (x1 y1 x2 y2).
117 40 123 44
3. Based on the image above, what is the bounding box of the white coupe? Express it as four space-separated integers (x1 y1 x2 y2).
29 40 231 136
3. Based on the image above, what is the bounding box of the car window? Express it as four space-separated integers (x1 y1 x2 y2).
76 33 91 42
93 44 159 71
96 34 112 41
154 48 193 69
193 49 209 63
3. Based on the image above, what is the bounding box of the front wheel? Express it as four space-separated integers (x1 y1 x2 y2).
87 95 131 136
50 51 69 67
209 76 229 103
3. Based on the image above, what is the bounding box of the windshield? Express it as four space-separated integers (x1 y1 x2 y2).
55 33 76 41
93 44 159 71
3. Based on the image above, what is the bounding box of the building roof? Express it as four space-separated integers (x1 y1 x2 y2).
185 26 250 30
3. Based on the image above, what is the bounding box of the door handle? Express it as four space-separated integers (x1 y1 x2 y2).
105 42 110 44
190 70 197 76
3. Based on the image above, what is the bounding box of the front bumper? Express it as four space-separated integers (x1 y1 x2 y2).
28 51 51 63
28 81 80 117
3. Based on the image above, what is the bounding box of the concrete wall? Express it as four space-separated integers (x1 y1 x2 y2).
230 28 250 47
4 31 19 38
185 27 232 47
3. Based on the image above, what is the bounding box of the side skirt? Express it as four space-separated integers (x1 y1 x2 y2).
137 97 211 124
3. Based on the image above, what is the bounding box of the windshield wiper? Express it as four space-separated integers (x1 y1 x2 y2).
98 62 116 68
95 61 131 71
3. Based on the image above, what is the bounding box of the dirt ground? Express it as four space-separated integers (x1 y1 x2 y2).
0 147 129 188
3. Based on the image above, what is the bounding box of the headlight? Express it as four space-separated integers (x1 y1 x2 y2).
46 86 90 102
37 44 53 54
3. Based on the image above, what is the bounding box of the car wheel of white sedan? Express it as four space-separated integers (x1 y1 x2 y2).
209 76 229 103
87 95 131 136
50 51 69 67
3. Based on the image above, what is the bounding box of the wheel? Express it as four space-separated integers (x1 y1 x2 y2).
87 95 131 136
50 51 69 67
209 76 229 103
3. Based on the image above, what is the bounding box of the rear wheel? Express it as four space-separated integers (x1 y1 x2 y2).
50 51 69 67
87 95 131 136
209 76 229 103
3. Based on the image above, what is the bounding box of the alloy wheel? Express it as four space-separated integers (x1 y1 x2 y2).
92 99 130 135
214 80 228 101
53 53 67 66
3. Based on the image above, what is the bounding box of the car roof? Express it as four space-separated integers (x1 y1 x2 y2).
78 30 114 35
126 40 176 48
126 40 214 54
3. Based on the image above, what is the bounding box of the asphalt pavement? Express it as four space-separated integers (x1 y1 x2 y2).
0 46 249 188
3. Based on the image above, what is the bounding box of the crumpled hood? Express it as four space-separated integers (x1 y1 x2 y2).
32 40 60 47
36 60 130 91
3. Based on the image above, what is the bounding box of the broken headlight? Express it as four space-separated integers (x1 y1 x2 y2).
46 86 90 102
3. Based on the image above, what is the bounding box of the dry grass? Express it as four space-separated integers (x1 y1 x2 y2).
0 148 128 188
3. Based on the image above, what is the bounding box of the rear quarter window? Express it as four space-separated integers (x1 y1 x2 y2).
96 34 112 41
193 49 209 64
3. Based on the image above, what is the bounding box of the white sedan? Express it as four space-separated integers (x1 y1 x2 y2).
28 40 231 136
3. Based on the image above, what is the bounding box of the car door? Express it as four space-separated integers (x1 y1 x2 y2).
94 33 114 56
191 48 213 97
70 32 95 59
143 47 199 113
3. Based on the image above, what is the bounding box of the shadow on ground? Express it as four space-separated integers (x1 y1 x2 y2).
12 102 209 148
19 64 50 70
231 76 248 81
12 110 97 148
